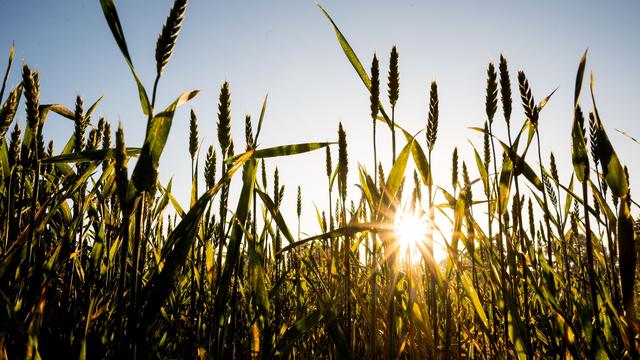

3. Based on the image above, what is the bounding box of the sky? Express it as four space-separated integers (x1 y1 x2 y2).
1 1 639 251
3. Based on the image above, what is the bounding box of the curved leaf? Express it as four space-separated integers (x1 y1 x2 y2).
0 42 14 103
278 222 377 255
256 188 295 245
99 0 151 115
574 49 588 106
254 94 268 144
571 115 589 182
317 4 370 89
590 74 628 197
226 142 334 165
385 138 413 202
132 90 199 192
42 147 141 164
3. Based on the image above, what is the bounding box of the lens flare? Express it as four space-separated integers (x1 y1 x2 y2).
394 208 428 265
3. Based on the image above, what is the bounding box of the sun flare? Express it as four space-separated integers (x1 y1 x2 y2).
394 208 429 266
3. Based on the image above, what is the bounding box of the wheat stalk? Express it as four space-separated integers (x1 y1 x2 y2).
426 81 439 153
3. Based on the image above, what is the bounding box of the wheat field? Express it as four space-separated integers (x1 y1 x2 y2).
0 1 638 359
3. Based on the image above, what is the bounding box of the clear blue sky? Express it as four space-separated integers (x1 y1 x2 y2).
2 1 639 237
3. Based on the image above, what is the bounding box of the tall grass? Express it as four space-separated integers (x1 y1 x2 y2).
0 1 638 359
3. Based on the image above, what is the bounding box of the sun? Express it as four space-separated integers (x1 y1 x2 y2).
394 207 429 266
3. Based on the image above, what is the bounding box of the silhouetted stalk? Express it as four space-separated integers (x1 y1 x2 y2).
189 138 197 351
590 110 621 306
0 43 13 102
151 75 160 111
549 154 572 307
505 119 532 355
153 0 188 109
517 68 555 298
326 146 333 284
369 227 378 359
22 64 42 305
370 55 379 187
388 46 399 163
295 186 302 323
582 178 601 352
535 131 555 292
129 193 145 359
487 121 510 345
272 167 282 351
114 124 130 357
215 81 231 290
407 261 416 357
617 193 637 358
425 80 439 357
337 123 351 352
426 153 437 358
26 130 42 305
442 285 451 358
455 281 461 360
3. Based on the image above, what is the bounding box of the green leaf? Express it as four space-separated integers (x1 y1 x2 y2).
498 154 513 215
615 129 640 145
278 222 376 255
212 157 257 334
140 150 252 333
409 135 432 187
449 191 466 254
472 145 489 195
537 87 558 111
329 165 339 192
574 49 588 106
99 0 151 115
247 226 270 316
317 4 370 89
521 160 543 191
496 138 542 191
226 142 334 165
42 147 141 164
319 301 353 359
190 161 198 208
132 90 199 192
319 4 396 131
273 309 323 357
41 103 75 120
154 178 173 218
35 163 100 235
588 180 616 225
571 50 590 182
551 174 606 227
571 114 589 182
230 216 272 320
166 189 187 218
460 271 488 329
597 129 627 197
617 194 635 317
590 74 628 197
385 138 413 201
84 96 104 121
140 193 209 331
0 42 14 103
256 188 295 245
0 138 9 180
254 94 268 144
358 164 379 211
